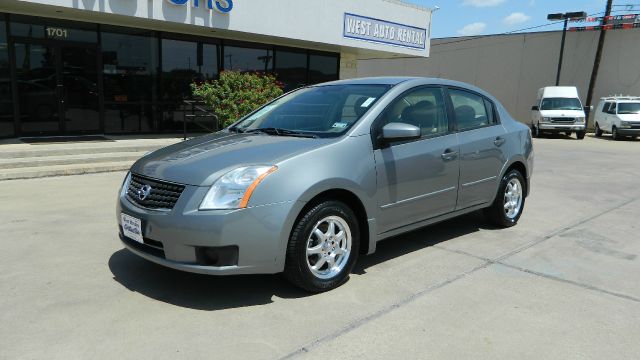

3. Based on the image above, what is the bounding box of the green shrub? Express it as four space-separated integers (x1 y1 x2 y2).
191 71 284 128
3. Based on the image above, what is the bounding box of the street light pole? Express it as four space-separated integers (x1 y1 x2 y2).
556 17 569 86
547 11 587 86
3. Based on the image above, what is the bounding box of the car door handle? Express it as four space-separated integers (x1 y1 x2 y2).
441 149 458 161
494 137 506 146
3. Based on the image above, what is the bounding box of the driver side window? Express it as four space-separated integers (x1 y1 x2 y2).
379 87 449 138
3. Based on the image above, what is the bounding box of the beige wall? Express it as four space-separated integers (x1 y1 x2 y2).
357 29 640 125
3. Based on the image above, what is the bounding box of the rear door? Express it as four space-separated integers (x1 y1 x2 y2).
447 87 508 210
373 86 459 233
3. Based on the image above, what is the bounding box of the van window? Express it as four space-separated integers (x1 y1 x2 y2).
609 103 617 114
540 98 582 111
601 102 611 113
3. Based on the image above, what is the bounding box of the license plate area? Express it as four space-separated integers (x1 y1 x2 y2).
121 213 144 244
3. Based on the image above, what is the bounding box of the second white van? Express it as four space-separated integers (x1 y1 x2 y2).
531 86 588 140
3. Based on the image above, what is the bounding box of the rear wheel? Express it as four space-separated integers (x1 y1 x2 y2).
576 131 585 140
484 169 526 228
595 123 603 137
284 200 360 292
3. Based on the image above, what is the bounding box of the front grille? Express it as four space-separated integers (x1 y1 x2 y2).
127 174 185 210
551 117 575 123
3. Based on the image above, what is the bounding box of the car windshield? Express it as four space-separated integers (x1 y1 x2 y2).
231 84 391 137
540 97 582 111
618 102 640 114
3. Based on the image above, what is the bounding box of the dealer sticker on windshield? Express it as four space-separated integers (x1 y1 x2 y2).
332 122 348 129
360 97 376 108
121 213 144 244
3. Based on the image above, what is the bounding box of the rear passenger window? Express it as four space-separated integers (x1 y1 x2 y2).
379 87 449 138
448 89 491 131
483 98 497 124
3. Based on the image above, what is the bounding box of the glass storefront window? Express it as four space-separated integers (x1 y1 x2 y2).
102 31 157 132
309 53 339 84
275 50 307 92
202 44 219 81
0 19 13 137
224 46 273 73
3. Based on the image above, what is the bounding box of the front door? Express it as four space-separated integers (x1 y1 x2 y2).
14 42 100 136
373 86 460 234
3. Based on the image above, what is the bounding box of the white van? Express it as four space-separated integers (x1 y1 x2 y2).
531 86 587 140
594 96 640 140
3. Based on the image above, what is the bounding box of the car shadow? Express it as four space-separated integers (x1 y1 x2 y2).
586 134 639 142
108 211 494 310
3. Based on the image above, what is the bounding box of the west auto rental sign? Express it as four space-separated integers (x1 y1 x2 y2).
343 13 427 50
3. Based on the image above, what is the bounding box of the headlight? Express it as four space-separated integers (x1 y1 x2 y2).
577 117 585 123
620 121 631 128
120 171 131 196
542 117 551 122
199 165 278 210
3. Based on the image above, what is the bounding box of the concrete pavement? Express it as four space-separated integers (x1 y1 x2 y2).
0 135 639 359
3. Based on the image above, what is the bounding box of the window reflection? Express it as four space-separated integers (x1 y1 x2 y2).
309 54 339 84
275 50 307 92
0 20 13 137
224 46 272 73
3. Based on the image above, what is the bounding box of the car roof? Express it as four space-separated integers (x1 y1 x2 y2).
316 77 496 100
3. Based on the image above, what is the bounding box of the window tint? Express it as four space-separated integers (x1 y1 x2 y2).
0 18 13 137
275 50 308 92
449 89 490 131
609 103 617 114
380 87 449 137
602 102 611 113
308 54 339 84
224 46 273 73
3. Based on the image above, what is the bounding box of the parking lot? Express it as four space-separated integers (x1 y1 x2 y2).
1 135 639 359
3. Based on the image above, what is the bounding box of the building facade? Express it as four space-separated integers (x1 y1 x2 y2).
0 0 432 138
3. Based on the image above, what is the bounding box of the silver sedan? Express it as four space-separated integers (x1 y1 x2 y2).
117 77 533 292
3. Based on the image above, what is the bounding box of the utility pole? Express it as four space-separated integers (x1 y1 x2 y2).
585 0 614 124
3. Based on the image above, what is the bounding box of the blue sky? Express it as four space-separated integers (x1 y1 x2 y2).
403 0 640 38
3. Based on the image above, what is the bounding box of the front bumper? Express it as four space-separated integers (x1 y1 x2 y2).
117 184 304 275
538 123 585 132
617 128 640 135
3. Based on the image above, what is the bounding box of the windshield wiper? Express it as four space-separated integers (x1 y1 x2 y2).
244 128 318 138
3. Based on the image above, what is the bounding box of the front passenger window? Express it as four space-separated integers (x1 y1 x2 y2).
379 87 449 138
449 89 491 131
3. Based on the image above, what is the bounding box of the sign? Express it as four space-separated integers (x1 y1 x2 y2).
46 27 69 39
166 0 233 13
343 13 427 50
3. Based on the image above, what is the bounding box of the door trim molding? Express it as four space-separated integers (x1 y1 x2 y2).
462 176 497 188
380 186 456 210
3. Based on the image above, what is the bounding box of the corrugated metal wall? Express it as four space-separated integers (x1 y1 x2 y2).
358 29 640 126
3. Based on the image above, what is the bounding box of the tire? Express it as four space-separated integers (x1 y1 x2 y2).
284 200 360 292
594 123 603 137
576 131 585 140
484 169 526 228
612 126 620 141
532 123 541 138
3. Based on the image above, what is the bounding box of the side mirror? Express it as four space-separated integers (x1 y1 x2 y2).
584 105 593 112
531 105 539 111
382 123 421 142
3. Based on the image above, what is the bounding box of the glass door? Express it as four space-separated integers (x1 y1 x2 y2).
14 42 60 135
14 42 100 135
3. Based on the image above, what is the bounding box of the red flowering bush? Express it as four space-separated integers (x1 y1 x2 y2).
191 71 284 128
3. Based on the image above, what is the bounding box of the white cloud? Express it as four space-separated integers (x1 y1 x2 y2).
458 22 487 36
503 12 531 25
463 0 506 7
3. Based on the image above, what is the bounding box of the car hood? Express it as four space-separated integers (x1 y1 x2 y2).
131 132 334 186
539 109 585 117
618 113 640 121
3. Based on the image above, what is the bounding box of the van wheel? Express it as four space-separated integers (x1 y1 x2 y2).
576 131 585 140
484 169 526 228
565 131 573 137
532 123 541 138
612 126 620 141
595 123 603 137
284 200 360 293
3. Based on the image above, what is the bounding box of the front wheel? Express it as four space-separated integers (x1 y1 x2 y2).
284 200 360 292
532 123 542 138
612 126 620 141
576 131 585 140
484 169 526 228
